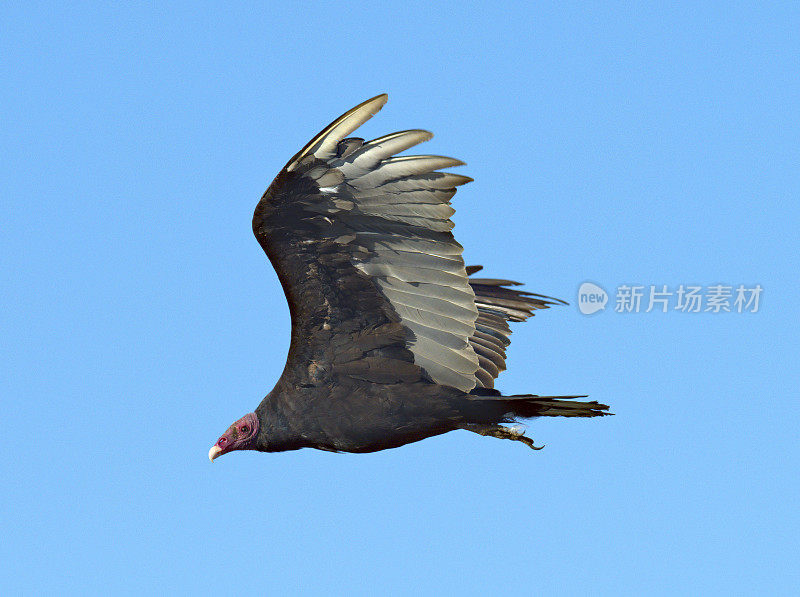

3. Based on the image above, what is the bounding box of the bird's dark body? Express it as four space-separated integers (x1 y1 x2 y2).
255 378 467 453
209 95 609 461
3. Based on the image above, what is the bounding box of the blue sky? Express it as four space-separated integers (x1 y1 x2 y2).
2 2 798 594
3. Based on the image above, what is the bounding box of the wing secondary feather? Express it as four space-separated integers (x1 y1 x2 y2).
467 265 567 388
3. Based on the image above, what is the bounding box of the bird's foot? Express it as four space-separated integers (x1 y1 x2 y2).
462 424 545 450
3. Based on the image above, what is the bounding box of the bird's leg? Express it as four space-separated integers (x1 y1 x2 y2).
461 424 545 450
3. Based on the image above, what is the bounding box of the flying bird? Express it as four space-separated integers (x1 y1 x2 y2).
209 94 609 461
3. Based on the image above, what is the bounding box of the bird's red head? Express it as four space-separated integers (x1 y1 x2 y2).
209 412 259 461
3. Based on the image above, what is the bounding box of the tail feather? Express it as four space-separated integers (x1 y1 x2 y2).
468 393 611 419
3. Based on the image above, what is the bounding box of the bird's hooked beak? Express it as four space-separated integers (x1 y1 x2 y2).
209 413 258 462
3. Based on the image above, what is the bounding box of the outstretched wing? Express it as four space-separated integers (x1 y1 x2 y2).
466 265 567 388
253 94 482 392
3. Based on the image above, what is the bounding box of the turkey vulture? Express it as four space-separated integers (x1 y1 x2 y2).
209 94 609 461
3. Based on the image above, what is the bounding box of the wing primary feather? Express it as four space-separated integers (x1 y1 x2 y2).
286 94 388 170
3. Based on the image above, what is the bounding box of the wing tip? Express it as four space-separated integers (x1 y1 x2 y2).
364 93 389 111
446 157 467 168
342 93 389 124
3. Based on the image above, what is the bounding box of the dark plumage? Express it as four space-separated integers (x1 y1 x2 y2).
208 94 609 461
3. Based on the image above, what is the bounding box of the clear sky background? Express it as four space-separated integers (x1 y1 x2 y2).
2 2 798 595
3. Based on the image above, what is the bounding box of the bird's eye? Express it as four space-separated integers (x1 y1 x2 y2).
240 425 249 434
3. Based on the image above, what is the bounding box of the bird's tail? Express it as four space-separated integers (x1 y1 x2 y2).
500 394 610 418
466 391 611 420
